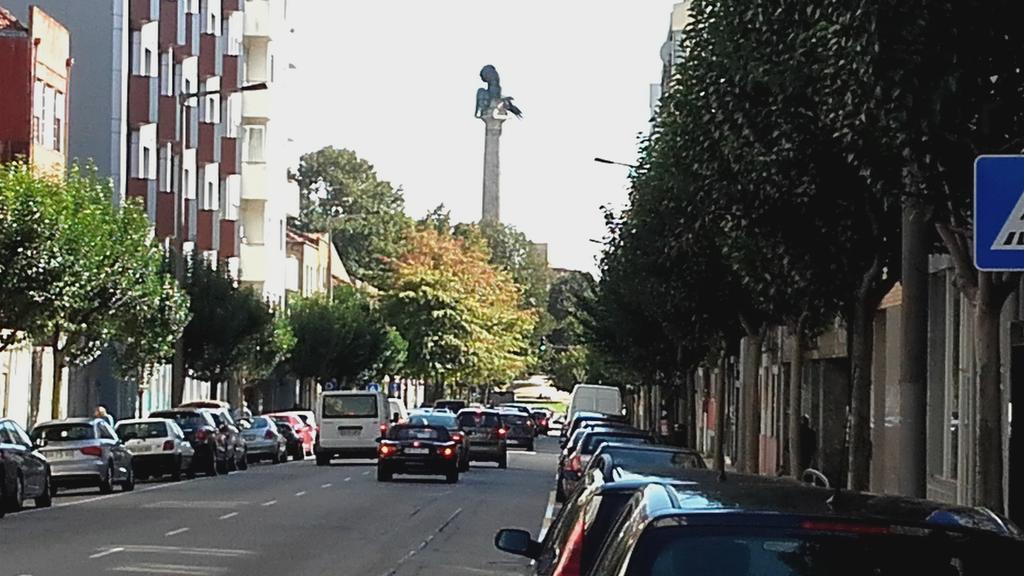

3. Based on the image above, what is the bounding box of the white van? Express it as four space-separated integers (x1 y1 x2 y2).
387 398 408 424
568 384 623 420
315 390 389 465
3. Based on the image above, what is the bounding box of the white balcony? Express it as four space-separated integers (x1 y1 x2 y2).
239 242 268 283
241 161 268 201
243 0 277 38
282 180 300 218
242 89 270 119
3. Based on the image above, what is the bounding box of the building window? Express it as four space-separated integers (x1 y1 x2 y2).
53 90 64 152
243 125 265 162
32 80 43 144
159 144 172 192
40 85 52 149
160 51 173 96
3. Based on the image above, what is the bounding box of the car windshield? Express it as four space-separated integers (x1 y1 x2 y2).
391 426 448 441
407 414 458 429
116 422 168 440
581 433 650 455
458 412 500 428
32 423 94 443
634 530 1024 576
152 412 206 432
323 395 377 418
604 449 705 473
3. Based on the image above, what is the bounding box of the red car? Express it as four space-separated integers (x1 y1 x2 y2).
266 413 313 459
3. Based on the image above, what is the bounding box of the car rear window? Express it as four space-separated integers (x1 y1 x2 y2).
606 448 706 472
458 412 500 428
503 414 528 425
582 433 650 455
32 423 95 443
391 426 448 440
407 414 458 429
435 401 466 411
633 529 1023 576
250 417 270 429
323 395 377 419
151 412 206 432
116 422 168 440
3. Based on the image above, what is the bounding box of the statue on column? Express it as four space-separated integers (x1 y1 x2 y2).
475 65 523 120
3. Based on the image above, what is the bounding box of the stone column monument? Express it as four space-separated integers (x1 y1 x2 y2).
475 65 522 223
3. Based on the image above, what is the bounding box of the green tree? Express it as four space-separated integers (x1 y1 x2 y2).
454 220 551 311
182 255 279 398
292 147 411 282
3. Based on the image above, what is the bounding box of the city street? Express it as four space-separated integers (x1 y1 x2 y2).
0 438 559 576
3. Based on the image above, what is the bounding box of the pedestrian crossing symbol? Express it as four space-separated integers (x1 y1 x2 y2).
974 155 1024 270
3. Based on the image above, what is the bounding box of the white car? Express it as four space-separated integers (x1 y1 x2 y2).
115 418 195 481
315 391 389 465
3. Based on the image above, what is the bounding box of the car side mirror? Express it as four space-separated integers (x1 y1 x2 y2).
494 529 540 559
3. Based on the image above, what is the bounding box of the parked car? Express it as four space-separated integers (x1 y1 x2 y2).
499 410 536 451
196 407 248 471
584 443 705 482
457 408 508 468
289 410 318 444
376 423 460 483
406 412 470 472
561 410 631 444
115 418 194 481
267 413 314 459
557 426 653 502
434 399 468 413
240 416 287 464
30 418 134 494
150 409 227 476
275 421 305 460
316 390 390 464
0 418 53 515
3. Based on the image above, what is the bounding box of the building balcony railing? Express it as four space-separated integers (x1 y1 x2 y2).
243 0 273 38
239 242 268 283
241 161 268 201
241 88 269 119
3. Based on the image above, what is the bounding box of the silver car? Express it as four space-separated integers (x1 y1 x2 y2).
30 418 134 494
239 416 287 464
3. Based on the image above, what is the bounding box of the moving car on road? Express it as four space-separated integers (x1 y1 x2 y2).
457 408 508 468
388 398 409 424
316 390 390 464
434 399 467 413
376 423 460 483
407 411 471 472
240 416 287 464
30 418 134 494
499 409 536 451
115 418 194 481
150 408 227 476
0 418 52 515
531 409 553 435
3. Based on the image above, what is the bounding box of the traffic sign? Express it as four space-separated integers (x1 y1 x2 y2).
975 155 1024 270
367 382 380 392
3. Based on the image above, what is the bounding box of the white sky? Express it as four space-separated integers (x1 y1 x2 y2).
289 1 678 274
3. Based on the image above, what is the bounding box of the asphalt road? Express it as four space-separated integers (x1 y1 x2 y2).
0 436 560 576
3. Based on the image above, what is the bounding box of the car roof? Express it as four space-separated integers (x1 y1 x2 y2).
457 408 501 415
115 418 174 425
629 470 1020 538
35 417 98 425
596 443 701 456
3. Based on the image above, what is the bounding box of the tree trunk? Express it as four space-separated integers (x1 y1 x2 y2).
50 342 65 420
714 358 726 473
848 260 887 490
788 327 806 477
899 198 929 498
976 271 1005 512
681 371 695 447
171 337 185 408
741 334 763 474
29 346 44 427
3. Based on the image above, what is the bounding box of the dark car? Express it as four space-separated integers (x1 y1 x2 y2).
0 418 53 515
457 409 508 468
557 427 653 502
376 423 460 483
151 409 228 476
531 409 552 435
561 411 630 444
275 421 305 461
407 412 471 472
500 410 536 451
198 407 248 472
585 443 705 481
518 469 1024 576
434 399 468 413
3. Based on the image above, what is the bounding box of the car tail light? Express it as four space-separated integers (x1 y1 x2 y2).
264 429 276 440
80 446 103 457
195 429 208 442
379 444 394 457
497 427 507 437
568 454 582 472
451 433 463 442
380 424 388 434
552 519 584 576
162 440 176 451
441 446 455 458
800 520 890 535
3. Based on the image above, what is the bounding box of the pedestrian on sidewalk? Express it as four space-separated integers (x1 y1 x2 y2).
94 404 115 428
799 415 817 471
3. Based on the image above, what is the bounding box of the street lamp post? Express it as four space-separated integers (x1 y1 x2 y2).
593 157 638 169
170 82 268 406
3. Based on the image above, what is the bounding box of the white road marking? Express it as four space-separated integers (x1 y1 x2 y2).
344 477 352 482
261 500 277 507
164 527 190 537
321 483 332 488
218 512 238 520
111 564 225 575
538 489 558 541
295 491 306 497
379 508 464 576
362 470 371 476
89 547 125 559
143 500 249 509
99 546 253 558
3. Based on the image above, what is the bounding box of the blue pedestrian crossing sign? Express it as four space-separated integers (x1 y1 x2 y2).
366 382 380 392
975 155 1024 271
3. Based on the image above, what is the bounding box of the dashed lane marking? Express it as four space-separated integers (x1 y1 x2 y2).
93 546 253 558
344 477 352 482
321 483 332 488
164 527 190 537
379 508 463 576
218 512 238 520
89 547 125 559
261 500 277 507
295 491 306 497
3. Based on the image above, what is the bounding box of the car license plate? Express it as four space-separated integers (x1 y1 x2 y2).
338 428 361 436
48 450 75 461
405 448 429 455
130 444 152 453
